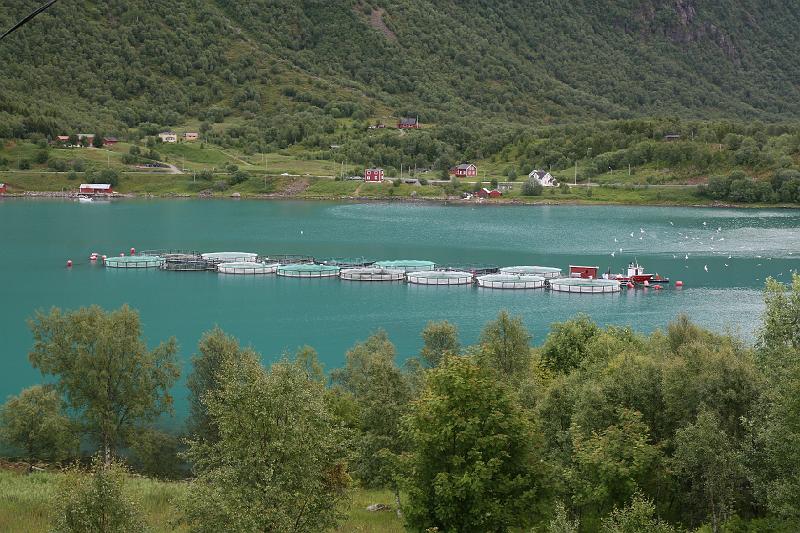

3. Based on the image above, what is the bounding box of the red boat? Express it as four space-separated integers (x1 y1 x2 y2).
607 261 670 284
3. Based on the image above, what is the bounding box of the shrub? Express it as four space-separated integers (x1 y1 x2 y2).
521 178 543 196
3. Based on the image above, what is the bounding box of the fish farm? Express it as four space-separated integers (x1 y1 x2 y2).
85 249 678 294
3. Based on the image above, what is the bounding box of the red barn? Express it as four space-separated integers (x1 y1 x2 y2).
0 183 6 194
79 183 113 195
450 163 477 178
398 117 419 129
569 265 599 279
364 168 384 182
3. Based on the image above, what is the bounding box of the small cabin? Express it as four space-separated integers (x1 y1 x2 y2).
528 170 558 187
569 265 599 279
0 183 7 194
103 137 119 145
183 132 199 141
663 134 681 142
158 132 177 143
450 163 477 178
79 183 113 195
476 187 502 198
364 168 384 182
398 117 419 129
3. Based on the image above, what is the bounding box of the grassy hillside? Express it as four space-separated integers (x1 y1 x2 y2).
2 0 800 140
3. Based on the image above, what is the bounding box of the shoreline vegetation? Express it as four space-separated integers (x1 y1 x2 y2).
3 276 800 531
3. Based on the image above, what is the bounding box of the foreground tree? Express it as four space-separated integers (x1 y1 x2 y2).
331 331 411 507
0 385 77 462
28 305 179 461
186 327 254 443
477 310 533 382
182 353 350 533
51 456 147 533
600 493 678 533
401 356 548 531
418 320 460 368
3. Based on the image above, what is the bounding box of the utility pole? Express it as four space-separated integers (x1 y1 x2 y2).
574 161 577 185
263 153 267 190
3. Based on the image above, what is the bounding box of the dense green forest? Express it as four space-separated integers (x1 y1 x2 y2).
3 276 800 531
3 0 800 134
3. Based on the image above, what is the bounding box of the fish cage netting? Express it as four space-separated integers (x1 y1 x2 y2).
104 256 164 268
500 266 562 279
277 263 340 278
138 249 199 260
548 278 621 293
374 260 436 272
339 267 406 281
263 254 316 265
201 252 259 264
477 274 546 289
217 262 279 275
440 264 500 276
161 258 212 271
406 270 474 285
318 257 375 268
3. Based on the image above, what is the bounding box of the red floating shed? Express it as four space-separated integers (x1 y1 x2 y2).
569 265 599 279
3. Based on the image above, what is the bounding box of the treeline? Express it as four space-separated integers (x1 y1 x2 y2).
3 276 800 531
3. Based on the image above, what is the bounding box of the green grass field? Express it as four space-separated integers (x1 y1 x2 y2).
0 470 403 533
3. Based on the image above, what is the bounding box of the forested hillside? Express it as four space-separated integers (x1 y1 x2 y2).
2 0 800 140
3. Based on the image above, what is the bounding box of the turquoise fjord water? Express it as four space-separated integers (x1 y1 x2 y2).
1 199 799 418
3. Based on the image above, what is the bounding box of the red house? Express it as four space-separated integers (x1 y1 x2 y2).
398 117 419 129
364 168 384 182
103 137 119 145
0 183 7 194
475 188 502 198
569 265 599 279
450 163 478 178
79 183 113 195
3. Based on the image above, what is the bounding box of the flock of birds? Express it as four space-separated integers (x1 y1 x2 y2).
608 219 797 282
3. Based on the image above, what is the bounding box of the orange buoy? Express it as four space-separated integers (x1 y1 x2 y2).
66 260 73 267
675 280 684 287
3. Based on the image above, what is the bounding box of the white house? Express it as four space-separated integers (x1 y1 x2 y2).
158 132 178 143
528 170 558 187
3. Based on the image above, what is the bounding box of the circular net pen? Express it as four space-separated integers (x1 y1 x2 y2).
161 257 213 271
201 252 259 265
263 254 316 265
374 260 435 272
340 267 405 282
548 278 621 294
277 263 340 278
217 262 279 275
138 249 200 260
440 264 500 276
406 270 474 286
477 274 546 289
318 257 375 268
104 255 164 269
500 265 562 279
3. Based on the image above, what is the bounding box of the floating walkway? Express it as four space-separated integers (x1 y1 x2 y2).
201 252 259 264
477 274 546 289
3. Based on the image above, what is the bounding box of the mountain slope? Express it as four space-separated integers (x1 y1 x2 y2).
1 0 800 138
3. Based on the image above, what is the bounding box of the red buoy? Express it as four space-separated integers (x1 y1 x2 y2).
626 282 634 289
643 280 649 287
66 260 73 267
102 255 107 263
130 247 136 255
654 284 663 290
119 252 124 257
675 280 684 287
